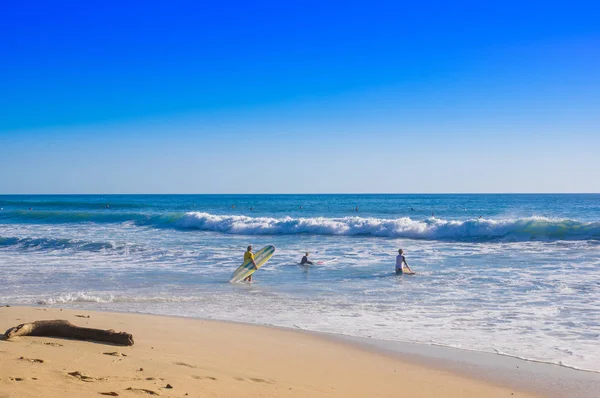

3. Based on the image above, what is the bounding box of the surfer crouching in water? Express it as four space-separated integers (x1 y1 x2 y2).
244 245 257 282
300 252 313 266
395 249 414 275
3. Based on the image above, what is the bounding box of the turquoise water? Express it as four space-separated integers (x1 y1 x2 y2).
1 194 599 371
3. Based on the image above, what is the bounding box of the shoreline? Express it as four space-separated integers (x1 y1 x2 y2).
332 335 600 398
11 302 600 374
2 306 598 397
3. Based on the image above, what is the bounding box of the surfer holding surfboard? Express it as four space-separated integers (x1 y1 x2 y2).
396 249 415 275
229 245 276 283
243 246 257 282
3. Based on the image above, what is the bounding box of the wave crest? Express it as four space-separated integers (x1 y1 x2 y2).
3 209 599 241
176 212 600 241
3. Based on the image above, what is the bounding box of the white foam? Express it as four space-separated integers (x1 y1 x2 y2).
176 213 600 241
37 292 112 305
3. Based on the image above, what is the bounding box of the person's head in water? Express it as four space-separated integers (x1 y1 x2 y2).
247 245 252 252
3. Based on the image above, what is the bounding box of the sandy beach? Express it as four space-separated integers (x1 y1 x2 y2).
0 306 541 398
3 0 599 395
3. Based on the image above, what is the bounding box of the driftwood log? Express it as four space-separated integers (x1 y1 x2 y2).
3 320 134 346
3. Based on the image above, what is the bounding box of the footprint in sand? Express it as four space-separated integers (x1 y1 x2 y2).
67 371 107 382
9 377 24 381
234 376 276 384
173 361 196 368
253 377 277 384
103 352 127 357
99 393 119 397
125 387 160 395
18 357 44 363
191 375 217 381
43 342 63 347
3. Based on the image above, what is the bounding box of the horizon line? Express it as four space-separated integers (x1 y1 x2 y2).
1 193 599 196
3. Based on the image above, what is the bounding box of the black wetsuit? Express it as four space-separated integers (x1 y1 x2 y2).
300 256 313 265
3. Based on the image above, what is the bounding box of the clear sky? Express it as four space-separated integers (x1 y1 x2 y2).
1 1 599 193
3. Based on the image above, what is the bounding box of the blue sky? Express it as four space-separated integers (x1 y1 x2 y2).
1 1 599 193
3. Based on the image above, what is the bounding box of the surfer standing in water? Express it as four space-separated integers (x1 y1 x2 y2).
300 252 313 266
395 249 414 275
244 245 257 282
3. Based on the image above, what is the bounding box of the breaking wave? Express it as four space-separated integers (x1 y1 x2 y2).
176 212 600 242
2 209 599 242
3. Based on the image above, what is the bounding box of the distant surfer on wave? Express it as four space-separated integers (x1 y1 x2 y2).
244 245 257 282
300 252 313 266
396 249 414 275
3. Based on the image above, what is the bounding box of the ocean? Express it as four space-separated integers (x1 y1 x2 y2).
1 194 599 372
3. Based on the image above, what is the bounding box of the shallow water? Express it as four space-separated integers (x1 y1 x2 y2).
1 194 599 372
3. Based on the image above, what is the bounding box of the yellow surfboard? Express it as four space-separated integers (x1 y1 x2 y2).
229 245 275 283
403 266 416 275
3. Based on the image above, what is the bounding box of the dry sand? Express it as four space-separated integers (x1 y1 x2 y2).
0 306 538 397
